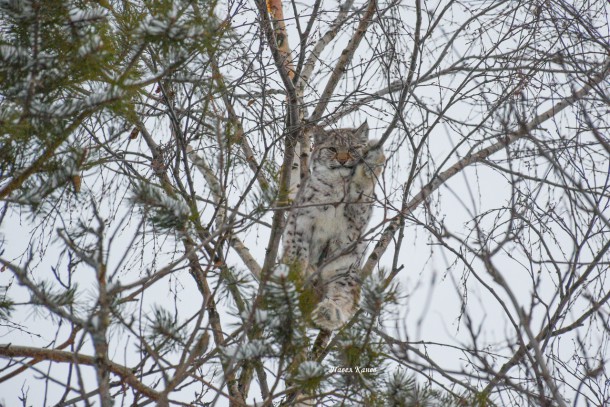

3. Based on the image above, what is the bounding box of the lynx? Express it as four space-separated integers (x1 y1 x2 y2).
281 122 385 330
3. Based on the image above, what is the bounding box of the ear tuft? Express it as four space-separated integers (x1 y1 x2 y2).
354 121 369 143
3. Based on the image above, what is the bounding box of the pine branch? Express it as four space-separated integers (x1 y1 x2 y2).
0 344 161 401
138 125 246 404
0 259 86 328
209 57 272 193
187 144 262 279
0 112 89 199
0 327 80 383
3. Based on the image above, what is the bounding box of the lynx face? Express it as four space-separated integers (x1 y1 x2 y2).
312 123 369 170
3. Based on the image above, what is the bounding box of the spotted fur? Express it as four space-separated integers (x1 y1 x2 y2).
281 122 385 330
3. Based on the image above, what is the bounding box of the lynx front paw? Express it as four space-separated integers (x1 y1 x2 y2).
312 299 347 331
363 145 385 178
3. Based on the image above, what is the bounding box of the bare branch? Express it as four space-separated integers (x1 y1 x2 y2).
361 56 610 279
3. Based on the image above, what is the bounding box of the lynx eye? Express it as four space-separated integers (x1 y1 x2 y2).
327 147 337 153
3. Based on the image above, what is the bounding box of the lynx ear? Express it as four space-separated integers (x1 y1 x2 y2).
354 121 369 143
312 127 327 145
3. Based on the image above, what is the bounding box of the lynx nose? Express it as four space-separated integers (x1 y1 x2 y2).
336 152 350 165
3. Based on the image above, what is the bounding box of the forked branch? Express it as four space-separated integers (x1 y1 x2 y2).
361 56 610 279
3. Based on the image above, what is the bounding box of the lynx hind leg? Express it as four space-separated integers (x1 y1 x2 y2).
312 298 348 331
312 272 361 330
